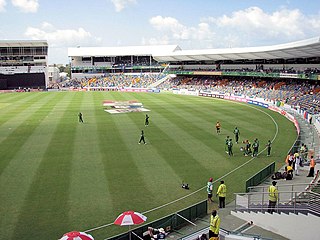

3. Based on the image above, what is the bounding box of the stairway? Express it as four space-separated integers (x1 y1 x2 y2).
231 210 320 240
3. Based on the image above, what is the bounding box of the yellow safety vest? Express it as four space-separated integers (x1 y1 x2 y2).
217 184 227 197
210 215 221 234
268 185 278 202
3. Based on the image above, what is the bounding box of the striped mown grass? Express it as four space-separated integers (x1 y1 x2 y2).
0 91 296 240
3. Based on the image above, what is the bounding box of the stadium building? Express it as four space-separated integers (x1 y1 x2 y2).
68 45 180 79
0 40 48 90
68 37 320 81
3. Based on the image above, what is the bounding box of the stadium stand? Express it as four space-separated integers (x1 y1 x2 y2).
0 40 48 90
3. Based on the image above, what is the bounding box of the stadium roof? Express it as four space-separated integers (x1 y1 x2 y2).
67 37 320 62
153 37 320 62
68 45 181 57
0 40 48 47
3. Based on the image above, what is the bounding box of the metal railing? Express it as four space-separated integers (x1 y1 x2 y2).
234 190 320 216
106 199 208 240
247 182 318 193
245 162 275 192
178 226 270 240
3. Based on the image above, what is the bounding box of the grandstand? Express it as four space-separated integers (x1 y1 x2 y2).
0 40 48 90
68 45 180 79
67 37 320 114
68 37 320 78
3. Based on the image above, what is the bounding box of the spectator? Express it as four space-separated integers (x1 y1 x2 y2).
307 156 316 177
284 166 293 180
197 233 208 240
151 228 167 239
207 177 213 202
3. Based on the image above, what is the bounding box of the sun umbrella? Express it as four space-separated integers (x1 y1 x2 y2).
59 231 94 240
114 211 147 240
114 210 147 226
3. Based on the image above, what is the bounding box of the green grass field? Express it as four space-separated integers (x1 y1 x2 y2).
0 91 297 240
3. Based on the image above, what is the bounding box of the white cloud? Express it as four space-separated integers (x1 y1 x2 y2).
148 8 320 49
214 7 305 38
0 0 7 12
110 0 136 12
149 16 215 42
24 23 102 63
11 0 39 13
40 22 55 30
142 35 170 45
24 22 101 47
205 7 320 47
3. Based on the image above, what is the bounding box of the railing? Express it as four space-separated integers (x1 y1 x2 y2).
247 182 318 193
245 162 275 192
234 190 320 216
178 226 268 240
106 199 208 240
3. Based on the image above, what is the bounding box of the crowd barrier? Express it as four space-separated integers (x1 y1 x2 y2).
245 162 276 192
107 200 207 240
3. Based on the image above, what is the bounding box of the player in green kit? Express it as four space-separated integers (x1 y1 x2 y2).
233 127 240 144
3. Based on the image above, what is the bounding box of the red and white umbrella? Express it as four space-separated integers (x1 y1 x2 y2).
114 210 147 226
59 231 94 240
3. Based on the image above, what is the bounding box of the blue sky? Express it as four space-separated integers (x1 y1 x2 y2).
0 0 319 64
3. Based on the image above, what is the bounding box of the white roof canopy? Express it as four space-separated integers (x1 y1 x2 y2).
68 45 180 57
67 37 320 62
153 37 320 62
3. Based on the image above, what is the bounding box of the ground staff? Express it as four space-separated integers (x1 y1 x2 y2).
217 180 227 208
209 210 220 238
268 181 278 214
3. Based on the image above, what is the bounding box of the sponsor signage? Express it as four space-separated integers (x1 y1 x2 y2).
199 92 224 98
120 88 149 92
222 71 280 78
224 96 248 103
268 106 300 134
280 73 299 79
247 100 269 108
193 71 222 76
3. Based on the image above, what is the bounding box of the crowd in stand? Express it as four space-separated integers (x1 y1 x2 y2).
158 76 320 114
49 73 164 89
169 66 320 74
48 69 320 114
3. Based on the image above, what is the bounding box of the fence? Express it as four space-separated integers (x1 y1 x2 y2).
234 189 320 216
245 162 275 192
107 199 208 240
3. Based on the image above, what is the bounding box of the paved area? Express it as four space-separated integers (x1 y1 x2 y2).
167 110 319 240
